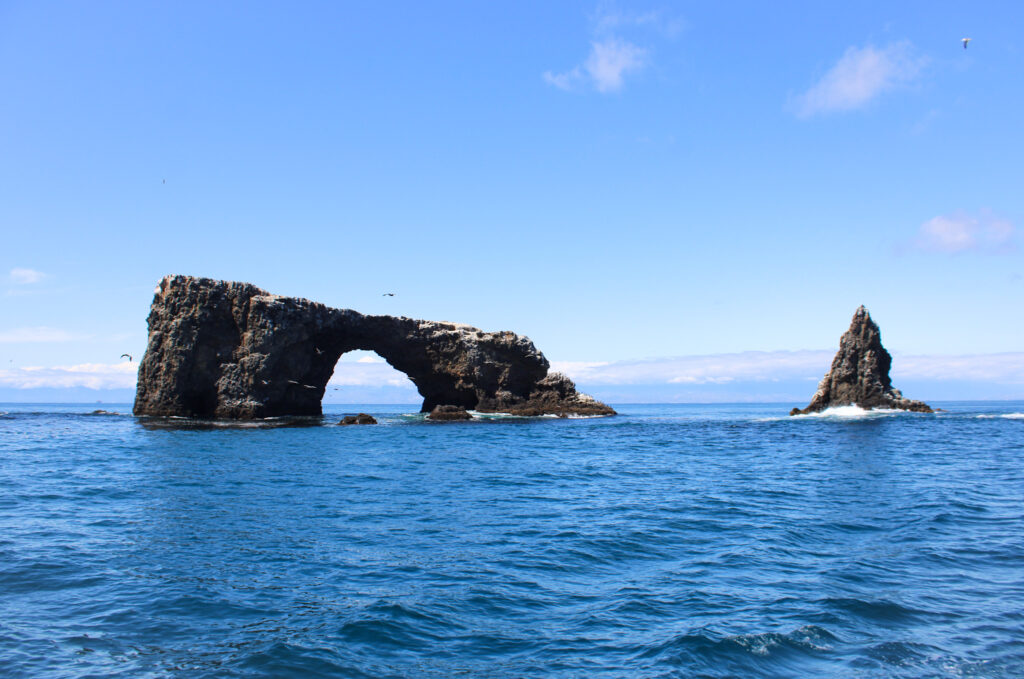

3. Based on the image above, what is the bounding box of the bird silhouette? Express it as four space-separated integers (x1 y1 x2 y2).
382 293 395 297
962 37 971 49
120 353 132 362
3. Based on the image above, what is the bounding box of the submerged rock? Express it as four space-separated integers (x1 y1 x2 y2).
133 275 615 420
339 413 377 425
790 306 932 416
427 405 472 421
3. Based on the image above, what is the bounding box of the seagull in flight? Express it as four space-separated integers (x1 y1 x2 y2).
382 293 395 297
120 353 133 362
962 37 971 49
287 380 318 390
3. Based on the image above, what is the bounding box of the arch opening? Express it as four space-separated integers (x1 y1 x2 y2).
324 350 420 407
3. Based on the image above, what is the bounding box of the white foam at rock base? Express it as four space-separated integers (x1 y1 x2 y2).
791 405 910 420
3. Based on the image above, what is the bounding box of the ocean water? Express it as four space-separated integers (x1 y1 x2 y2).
1 402 1022 678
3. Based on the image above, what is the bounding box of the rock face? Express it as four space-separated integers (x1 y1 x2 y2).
339 413 377 425
427 405 472 421
790 306 932 415
133 275 615 420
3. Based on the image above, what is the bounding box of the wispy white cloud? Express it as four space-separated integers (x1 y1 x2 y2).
542 66 584 91
586 38 648 93
894 353 1024 382
356 355 384 364
545 38 647 93
794 42 925 117
592 8 684 37
0 361 137 389
9 268 46 284
913 211 1016 254
0 327 83 343
544 5 680 94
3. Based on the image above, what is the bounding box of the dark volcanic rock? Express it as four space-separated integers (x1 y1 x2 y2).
133 275 615 420
427 405 472 421
476 372 615 417
339 413 377 425
791 306 932 415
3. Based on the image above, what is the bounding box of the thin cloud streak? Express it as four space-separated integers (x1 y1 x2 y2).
592 8 684 37
554 351 1024 386
329 361 416 388
0 361 137 389
553 351 833 385
5 353 1024 392
0 327 83 343
9 268 46 284
795 42 924 117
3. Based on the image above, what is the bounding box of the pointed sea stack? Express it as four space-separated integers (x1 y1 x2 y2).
790 306 932 416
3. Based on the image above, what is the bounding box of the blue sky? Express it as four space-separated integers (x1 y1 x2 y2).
1 1 1022 401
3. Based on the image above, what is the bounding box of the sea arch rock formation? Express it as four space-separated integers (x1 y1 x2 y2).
133 276 615 419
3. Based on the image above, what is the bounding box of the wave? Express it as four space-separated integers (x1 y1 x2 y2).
640 625 838 662
976 412 1024 419
790 405 920 420
468 410 608 420
467 410 557 420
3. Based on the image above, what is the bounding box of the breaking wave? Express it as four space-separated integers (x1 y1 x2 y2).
790 405 910 420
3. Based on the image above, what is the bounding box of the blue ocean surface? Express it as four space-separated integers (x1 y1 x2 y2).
1 402 1022 678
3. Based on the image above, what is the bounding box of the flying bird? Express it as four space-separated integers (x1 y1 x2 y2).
315 347 324 356
287 379 318 390
382 293 395 297
962 37 971 49
120 353 132 362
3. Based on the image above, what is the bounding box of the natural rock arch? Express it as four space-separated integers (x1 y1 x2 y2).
133 276 614 419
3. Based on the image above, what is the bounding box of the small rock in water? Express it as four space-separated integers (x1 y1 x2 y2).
339 413 377 425
427 405 472 421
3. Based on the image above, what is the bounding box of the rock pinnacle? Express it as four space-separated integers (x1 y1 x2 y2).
790 306 931 415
